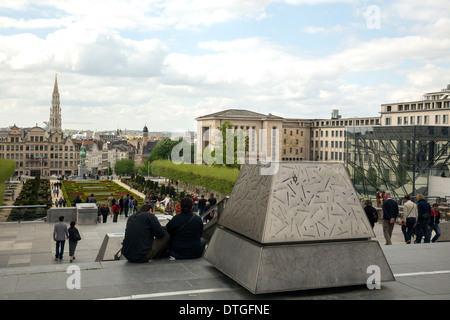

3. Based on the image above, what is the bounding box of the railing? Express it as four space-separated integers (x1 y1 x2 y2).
0 205 48 223
200 196 229 242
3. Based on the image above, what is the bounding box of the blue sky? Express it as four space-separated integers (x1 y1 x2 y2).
0 0 449 132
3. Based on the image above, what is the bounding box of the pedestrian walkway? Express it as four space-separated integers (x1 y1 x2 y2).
0 216 449 300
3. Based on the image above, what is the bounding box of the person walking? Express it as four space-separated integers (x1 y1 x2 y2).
382 191 399 245
363 199 377 229
101 203 109 223
401 195 418 244
68 221 81 263
112 201 120 222
198 195 206 217
128 196 135 215
123 194 130 217
119 196 124 215
53 216 68 261
415 194 431 243
375 189 381 208
430 203 441 243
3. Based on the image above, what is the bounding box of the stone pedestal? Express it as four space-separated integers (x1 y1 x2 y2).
206 227 394 294
204 162 395 294
78 164 88 177
76 203 98 225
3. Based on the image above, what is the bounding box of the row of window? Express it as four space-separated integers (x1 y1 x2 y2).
386 101 450 112
12 161 76 168
0 144 75 151
312 140 345 149
1 153 77 160
385 114 449 125
5 136 62 143
314 151 345 161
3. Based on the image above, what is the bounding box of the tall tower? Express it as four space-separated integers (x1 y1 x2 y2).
142 125 148 155
49 73 62 133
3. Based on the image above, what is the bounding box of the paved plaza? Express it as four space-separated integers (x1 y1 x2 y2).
0 213 449 301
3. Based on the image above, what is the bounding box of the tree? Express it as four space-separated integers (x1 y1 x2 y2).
211 121 249 169
114 159 135 175
140 138 182 175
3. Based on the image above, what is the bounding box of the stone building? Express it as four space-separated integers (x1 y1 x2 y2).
0 74 79 177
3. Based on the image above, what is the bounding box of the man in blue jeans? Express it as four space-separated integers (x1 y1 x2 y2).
53 216 68 261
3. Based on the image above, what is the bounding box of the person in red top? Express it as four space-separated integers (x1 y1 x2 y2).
430 203 441 243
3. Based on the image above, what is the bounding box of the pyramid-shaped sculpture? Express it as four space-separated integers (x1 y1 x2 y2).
204 162 394 294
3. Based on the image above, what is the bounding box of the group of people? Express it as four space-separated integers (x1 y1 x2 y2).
364 191 441 245
121 197 205 262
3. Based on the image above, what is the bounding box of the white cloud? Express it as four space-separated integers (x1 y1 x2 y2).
0 0 449 132
303 24 347 34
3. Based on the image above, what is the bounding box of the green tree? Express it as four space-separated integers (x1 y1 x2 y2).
208 121 248 169
114 159 135 175
141 138 182 175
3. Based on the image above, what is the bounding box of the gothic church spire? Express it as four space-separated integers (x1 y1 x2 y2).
49 73 62 133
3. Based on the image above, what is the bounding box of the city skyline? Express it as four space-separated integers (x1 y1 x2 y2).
1 1 449 132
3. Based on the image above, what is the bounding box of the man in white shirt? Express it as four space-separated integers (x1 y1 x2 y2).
402 195 418 244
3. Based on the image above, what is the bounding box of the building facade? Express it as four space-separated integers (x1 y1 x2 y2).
195 109 379 164
195 85 449 197
0 74 80 177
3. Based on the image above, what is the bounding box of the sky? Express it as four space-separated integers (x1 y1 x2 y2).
0 0 449 133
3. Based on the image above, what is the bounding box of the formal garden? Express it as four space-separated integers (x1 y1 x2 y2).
61 180 144 207
8 173 52 221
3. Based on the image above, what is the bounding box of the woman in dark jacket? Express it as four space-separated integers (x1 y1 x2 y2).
68 221 81 263
363 199 378 228
166 198 205 259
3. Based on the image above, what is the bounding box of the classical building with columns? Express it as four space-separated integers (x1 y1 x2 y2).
0 74 80 177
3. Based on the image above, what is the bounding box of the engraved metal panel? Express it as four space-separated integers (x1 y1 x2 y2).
218 164 273 242
264 162 375 243
218 162 375 244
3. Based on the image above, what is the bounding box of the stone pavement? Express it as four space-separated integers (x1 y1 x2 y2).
0 214 449 301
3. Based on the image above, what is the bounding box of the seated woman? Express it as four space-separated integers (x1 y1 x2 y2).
166 197 205 259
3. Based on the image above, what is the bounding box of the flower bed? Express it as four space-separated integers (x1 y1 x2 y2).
62 180 144 207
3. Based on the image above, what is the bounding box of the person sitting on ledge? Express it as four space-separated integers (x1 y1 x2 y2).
121 204 170 263
166 197 205 260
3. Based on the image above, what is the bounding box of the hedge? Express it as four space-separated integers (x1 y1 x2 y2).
150 160 240 195
0 159 15 206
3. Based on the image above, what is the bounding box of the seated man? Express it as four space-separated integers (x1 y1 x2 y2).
121 204 169 263
166 198 205 260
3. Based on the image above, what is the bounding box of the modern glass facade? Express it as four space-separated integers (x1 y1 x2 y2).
345 125 450 197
